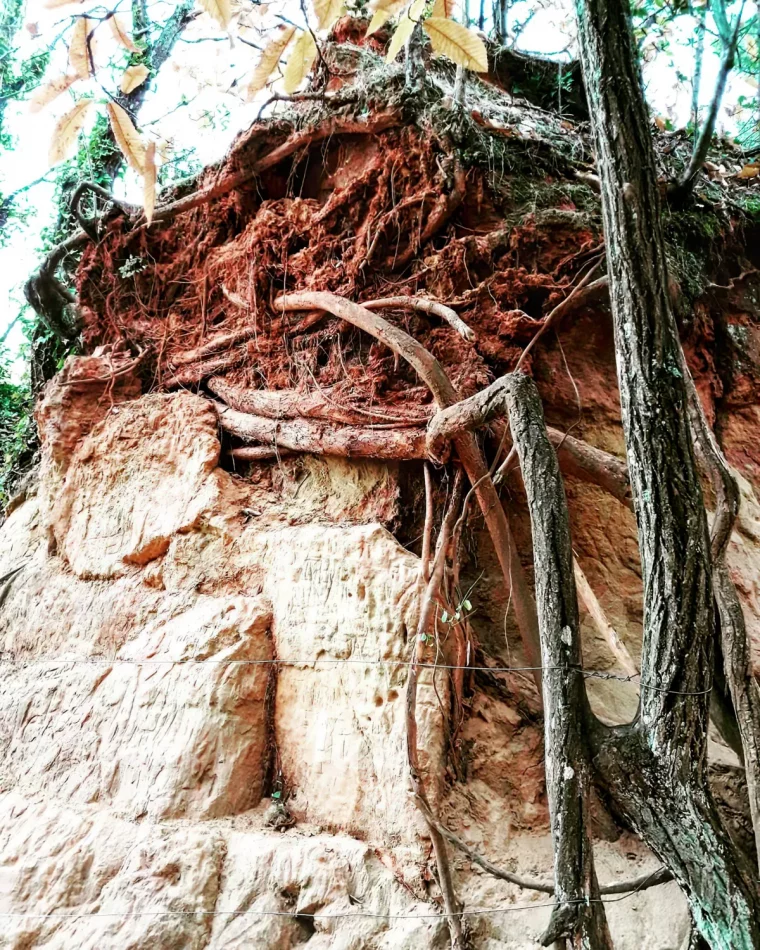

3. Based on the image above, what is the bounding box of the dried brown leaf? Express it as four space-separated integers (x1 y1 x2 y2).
197 0 232 30
282 30 318 94
30 73 78 113
69 16 91 79
312 0 346 30
120 63 150 94
143 141 157 224
109 15 139 53
423 16 488 71
246 26 296 99
107 101 146 173
48 98 93 166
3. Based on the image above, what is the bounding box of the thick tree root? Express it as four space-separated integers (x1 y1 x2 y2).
214 401 427 459
362 296 475 341
429 378 631 504
504 373 613 948
680 353 760 868
209 377 432 427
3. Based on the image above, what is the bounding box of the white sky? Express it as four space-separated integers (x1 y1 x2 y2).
1 0 757 376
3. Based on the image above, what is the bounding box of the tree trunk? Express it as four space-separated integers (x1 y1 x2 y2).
506 374 613 949
574 0 760 943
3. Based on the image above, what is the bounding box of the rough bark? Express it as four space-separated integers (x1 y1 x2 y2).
681 356 760 868
213 401 427 460
505 373 613 949
209 377 432 427
575 0 760 943
428 375 631 505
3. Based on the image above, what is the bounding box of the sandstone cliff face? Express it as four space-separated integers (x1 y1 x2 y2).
0 348 705 950
6 53 760 947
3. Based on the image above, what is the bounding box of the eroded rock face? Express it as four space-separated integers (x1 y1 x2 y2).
0 372 692 949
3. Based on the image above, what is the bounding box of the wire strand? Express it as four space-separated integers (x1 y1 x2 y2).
0 869 672 922
0 656 712 695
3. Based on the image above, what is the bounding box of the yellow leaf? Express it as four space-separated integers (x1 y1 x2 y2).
246 26 296 99
282 30 318 95
422 17 488 71
109 15 139 53
120 63 149 94
69 16 91 79
197 0 232 30
48 98 93 166
30 73 78 113
312 0 346 31
737 164 760 179
385 0 424 64
143 141 157 225
431 0 457 16
106 101 146 173
366 0 406 35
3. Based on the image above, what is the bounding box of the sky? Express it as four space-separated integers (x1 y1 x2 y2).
1 0 757 377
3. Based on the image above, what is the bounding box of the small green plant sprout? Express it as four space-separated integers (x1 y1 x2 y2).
440 597 472 626
118 255 146 279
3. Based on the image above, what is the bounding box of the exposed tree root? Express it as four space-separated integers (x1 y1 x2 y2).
276 290 543 688
384 161 467 271
505 373 613 948
680 351 760 868
150 110 402 225
416 793 672 896
170 326 260 367
407 470 466 950
228 445 295 461
214 401 427 459
209 376 432 427
513 270 608 373
27 111 404 341
362 296 476 342
163 349 250 388
429 379 631 505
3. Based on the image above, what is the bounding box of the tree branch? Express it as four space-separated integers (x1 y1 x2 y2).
670 8 744 204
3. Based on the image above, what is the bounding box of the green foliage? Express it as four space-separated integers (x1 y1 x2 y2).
0 347 33 508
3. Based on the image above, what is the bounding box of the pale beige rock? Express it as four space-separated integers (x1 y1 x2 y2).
0 374 695 948
0 794 223 950
53 393 225 578
35 352 141 534
0 591 272 819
